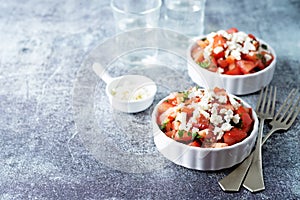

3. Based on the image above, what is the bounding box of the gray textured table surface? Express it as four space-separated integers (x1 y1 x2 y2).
1 0 299 199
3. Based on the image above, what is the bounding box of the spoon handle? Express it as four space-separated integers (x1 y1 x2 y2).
92 62 113 84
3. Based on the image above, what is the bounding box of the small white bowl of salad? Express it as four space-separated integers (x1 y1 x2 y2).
187 28 276 95
152 87 258 171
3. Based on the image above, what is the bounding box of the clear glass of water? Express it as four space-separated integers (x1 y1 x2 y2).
163 0 206 38
111 0 162 65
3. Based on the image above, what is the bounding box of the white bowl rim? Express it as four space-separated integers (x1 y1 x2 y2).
187 36 277 79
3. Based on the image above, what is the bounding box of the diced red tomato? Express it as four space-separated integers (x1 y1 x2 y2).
242 52 258 62
157 101 174 114
181 107 195 120
171 120 180 131
165 121 172 132
248 33 256 40
212 50 225 60
225 65 242 75
193 114 209 130
223 128 247 146
236 60 256 74
240 112 253 133
166 130 175 138
217 58 229 68
255 59 265 70
226 27 238 34
261 51 274 66
236 106 251 115
197 40 209 49
213 87 227 95
173 131 193 142
191 46 205 62
213 35 227 48
226 55 236 65
189 140 201 147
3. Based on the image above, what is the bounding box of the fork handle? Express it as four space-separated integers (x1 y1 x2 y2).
218 119 265 192
218 153 254 191
242 119 265 192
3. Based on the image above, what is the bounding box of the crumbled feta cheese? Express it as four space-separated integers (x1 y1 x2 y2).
185 122 192 131
176 112 187 130
225 49 231 58
210 114 223 126
229 96 241 109
221 122 233 131
188 88 203 99
264 53 272 62
231 49 241 60
220 108 227 114
235 31 248 43
200 110 210 119
213 127 224 140
207 32 217 43
217 67 224 74
216 94 227 103
232 114 240 124
224 109 234 122
217 30 231 40
204 45 213 60
213 46 224 54
211 103 219 114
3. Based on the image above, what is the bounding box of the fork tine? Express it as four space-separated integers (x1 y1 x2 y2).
287 101 300 127
285 95 300 126
260 86 268 112
256 87 265 112
274 88 296 120
266 86 275 115
266 86 272 114
271 86 277 116
277 89 298 122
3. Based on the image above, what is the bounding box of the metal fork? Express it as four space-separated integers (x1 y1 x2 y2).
218 86 276 192
242 86 276 192
261 88 300 145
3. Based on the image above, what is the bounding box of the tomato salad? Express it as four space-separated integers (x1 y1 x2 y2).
191 28 274 75
157 87 254 148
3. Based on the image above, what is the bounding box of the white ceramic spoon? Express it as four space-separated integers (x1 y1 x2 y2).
92 63 157 113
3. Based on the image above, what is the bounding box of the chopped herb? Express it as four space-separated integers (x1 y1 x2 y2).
164 99 169 103
178 130 184 138
261 44 268 50
182 91 190 102
187 131 192 136
192 132 198 140
160 120 169 130
197 135 203 139
256 53 266 65
199 60 210 68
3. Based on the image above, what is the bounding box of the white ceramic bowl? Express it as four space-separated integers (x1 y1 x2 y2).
187 38 276 95
106 75 157 113
152 94 259 171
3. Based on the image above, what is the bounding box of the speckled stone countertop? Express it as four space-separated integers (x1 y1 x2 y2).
0 0 299 199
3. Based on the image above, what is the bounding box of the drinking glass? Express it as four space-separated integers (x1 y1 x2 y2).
163 0 206 38
111 0 162 65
